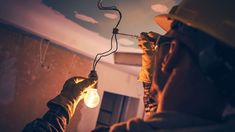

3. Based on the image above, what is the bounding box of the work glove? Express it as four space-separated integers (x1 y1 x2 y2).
138 31 160 83
47 70 98 122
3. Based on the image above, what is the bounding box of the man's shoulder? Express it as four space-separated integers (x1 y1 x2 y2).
110 112 235 132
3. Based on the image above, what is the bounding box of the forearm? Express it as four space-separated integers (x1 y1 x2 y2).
143 82 158 115
23 104 68 132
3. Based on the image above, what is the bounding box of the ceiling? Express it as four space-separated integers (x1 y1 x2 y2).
0 0 180 75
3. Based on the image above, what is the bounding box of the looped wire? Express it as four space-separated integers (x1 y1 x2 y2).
92 1 122 70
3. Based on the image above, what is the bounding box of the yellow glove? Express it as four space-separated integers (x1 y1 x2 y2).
47 71 97 122
138 32 160 83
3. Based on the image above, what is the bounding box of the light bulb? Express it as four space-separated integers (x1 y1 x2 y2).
84 88 100 108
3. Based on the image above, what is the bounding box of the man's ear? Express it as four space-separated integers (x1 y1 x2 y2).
161 40 180 73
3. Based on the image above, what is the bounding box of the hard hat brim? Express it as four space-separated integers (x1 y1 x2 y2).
155 2 235 49
155 14 173 32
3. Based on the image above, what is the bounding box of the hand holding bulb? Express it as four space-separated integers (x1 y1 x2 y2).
47 70 99 123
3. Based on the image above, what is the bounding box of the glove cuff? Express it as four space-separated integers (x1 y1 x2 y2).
47 94 82 123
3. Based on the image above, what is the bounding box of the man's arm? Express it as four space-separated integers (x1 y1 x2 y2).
138 32 159 116
23 71 98 132
23 104 68 132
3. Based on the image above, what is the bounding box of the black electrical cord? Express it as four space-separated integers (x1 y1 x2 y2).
94 33 119 69
92 5 122 70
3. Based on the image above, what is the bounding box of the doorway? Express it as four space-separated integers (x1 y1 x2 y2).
96 91 139 128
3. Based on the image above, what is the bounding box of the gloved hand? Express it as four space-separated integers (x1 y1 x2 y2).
47 70 98 122
138 31 160 83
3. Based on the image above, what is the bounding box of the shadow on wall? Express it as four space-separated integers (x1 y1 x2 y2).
0 23 92 132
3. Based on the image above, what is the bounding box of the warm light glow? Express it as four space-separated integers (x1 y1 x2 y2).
84 88 100 108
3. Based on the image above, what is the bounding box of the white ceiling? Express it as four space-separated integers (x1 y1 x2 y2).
0 0 179 75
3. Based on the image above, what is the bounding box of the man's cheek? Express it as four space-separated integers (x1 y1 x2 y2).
156 68 166 91
151 65 162 92
153 58 171 92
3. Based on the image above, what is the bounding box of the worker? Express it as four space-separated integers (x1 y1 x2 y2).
105 0 235 131
24 0 235 131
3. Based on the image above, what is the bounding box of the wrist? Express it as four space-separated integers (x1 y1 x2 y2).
45 103 70 124
47 94 82 122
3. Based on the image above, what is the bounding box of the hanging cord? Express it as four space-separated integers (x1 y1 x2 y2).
92 1 122 70
39 39 50 66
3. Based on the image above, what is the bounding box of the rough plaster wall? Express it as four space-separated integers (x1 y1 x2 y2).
0 24 93 132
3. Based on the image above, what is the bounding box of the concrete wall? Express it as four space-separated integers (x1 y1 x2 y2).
0 23 144 132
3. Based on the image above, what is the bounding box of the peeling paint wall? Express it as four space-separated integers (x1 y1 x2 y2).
0 23 144 132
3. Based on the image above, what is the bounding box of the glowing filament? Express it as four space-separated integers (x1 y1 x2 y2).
84 88 100 108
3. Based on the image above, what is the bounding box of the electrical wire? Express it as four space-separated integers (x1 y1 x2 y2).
94 33 119 69
92 6 122 70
